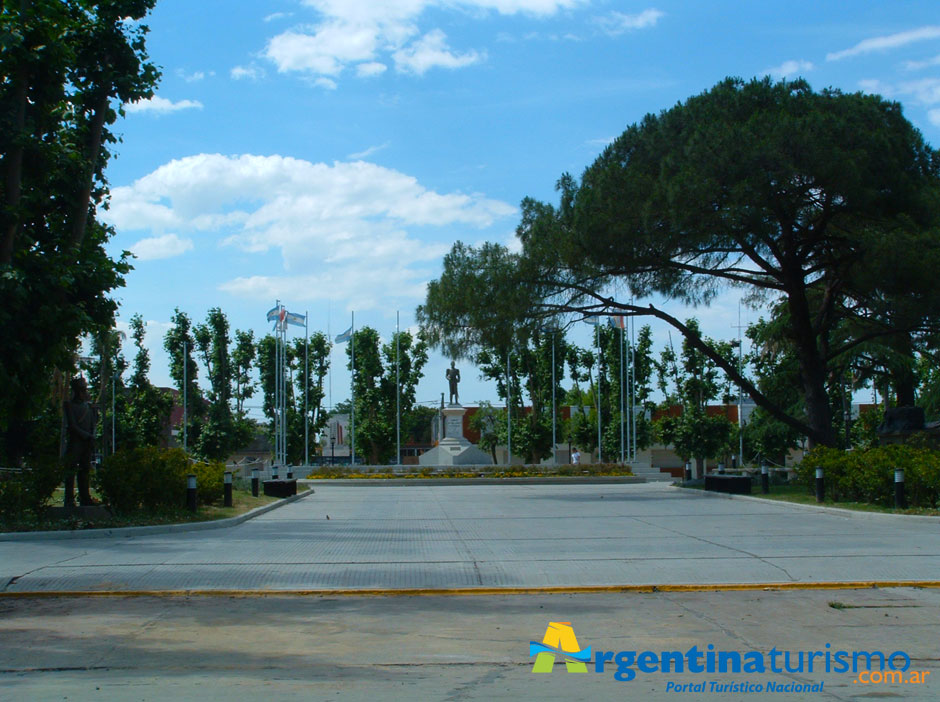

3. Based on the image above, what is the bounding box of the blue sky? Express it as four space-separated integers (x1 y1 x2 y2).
101 1 940 415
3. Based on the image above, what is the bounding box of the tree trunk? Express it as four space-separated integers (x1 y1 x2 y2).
70 93 110 250
1 32 28 265
784 280 836 449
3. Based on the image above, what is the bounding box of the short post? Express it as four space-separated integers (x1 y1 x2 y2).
815 467 824 503
251 467 259 497
731 455 737 470
717 462 726 475
272 464 279 480
761 462 769 494
684 461 692 481
287 468 293 480
224 471 233 507
895 469 906 509
187 473 197 512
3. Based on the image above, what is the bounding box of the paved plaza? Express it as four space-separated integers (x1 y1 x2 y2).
2 483 940 701
2 482 940 593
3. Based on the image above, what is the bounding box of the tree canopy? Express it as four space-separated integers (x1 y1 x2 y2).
419 77 940 449
1 1 159 463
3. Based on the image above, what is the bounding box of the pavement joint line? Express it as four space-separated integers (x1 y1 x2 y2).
675 483 940 522
3 581 940 599
0 488 315 542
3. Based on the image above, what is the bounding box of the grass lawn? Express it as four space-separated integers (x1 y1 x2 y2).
685 482 940 517
1 488 295 533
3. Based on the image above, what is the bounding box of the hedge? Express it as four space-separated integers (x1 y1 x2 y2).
796 445 940 508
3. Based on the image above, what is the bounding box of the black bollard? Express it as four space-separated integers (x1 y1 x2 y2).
761 462 770 494
287 469 293 480
187 473 197 512
895 469 906 509
224 471 233 507
272 464 279 480
684 461 692 481
717 462 726 475
251 467 259 497
815 468 824 503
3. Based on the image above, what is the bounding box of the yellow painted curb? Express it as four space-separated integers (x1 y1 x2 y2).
2 581 940 599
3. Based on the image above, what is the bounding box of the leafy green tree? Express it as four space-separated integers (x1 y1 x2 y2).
256 331 331 464
232 330 256 416
420 77 940 449
346 327 429 464
164 308 202 452
653 320 738 476
125 314 172 448
0 0 159 464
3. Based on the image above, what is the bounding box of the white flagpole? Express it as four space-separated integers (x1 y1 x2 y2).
551 330 556 465
631 308 637 462
396 310 401 466
596 322 602 464
506 349 511 465
620 321 625 465
350 310 355 466
304 311 309 467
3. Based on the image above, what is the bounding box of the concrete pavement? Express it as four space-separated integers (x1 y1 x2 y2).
1 587 937 701
2 482 939 594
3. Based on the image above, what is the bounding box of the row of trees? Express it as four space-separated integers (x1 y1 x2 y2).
1 1 160 467
418 77 940 457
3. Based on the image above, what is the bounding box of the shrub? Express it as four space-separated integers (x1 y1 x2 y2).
797 445 940 508
96 447 189 513
193 460 226 505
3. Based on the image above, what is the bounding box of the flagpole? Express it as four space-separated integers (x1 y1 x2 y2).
350 310 355 467
396 310 401 467
304 310 309 467
506 348 511 465
630 307 637 463
551 330 556 465
620 321 625 465
182 339 187 452
596 322 602 464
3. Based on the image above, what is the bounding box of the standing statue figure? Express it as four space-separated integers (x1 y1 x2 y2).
446 361 461 405
62 377 97 507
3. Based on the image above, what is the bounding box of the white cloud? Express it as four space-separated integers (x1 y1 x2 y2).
764 59 813 79
595 8 664 36
124 96 203 114
348 142 390 159
130 233 194 260
231 65 266 81
105 154 516 308
357 61 388 77
176 69 212 82
264 11 292 22
262 0 581 83
859 77 940 105
929 108 940 126
393 29 482 74
827 25 940 61
904 54 940 71
314 76 338 89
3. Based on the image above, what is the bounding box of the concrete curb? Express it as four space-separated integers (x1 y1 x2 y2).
0 488 315 542
298 476 645 487
2 580 938 599
676 483 940 522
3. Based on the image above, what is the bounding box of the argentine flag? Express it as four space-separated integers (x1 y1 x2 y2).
335 326 353 343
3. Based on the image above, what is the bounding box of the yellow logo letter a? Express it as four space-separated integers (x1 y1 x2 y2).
532 622 588 673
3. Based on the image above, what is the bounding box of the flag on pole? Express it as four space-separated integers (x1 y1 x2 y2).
609 315 626 330
265 306 281 322
285 311 306 327
583 315 603 326
335 326 352 343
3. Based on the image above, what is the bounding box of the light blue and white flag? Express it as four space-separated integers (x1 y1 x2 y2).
285 311 306 327
334 326 353 343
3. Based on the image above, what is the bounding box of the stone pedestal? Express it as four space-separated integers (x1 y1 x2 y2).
419 404 493 466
